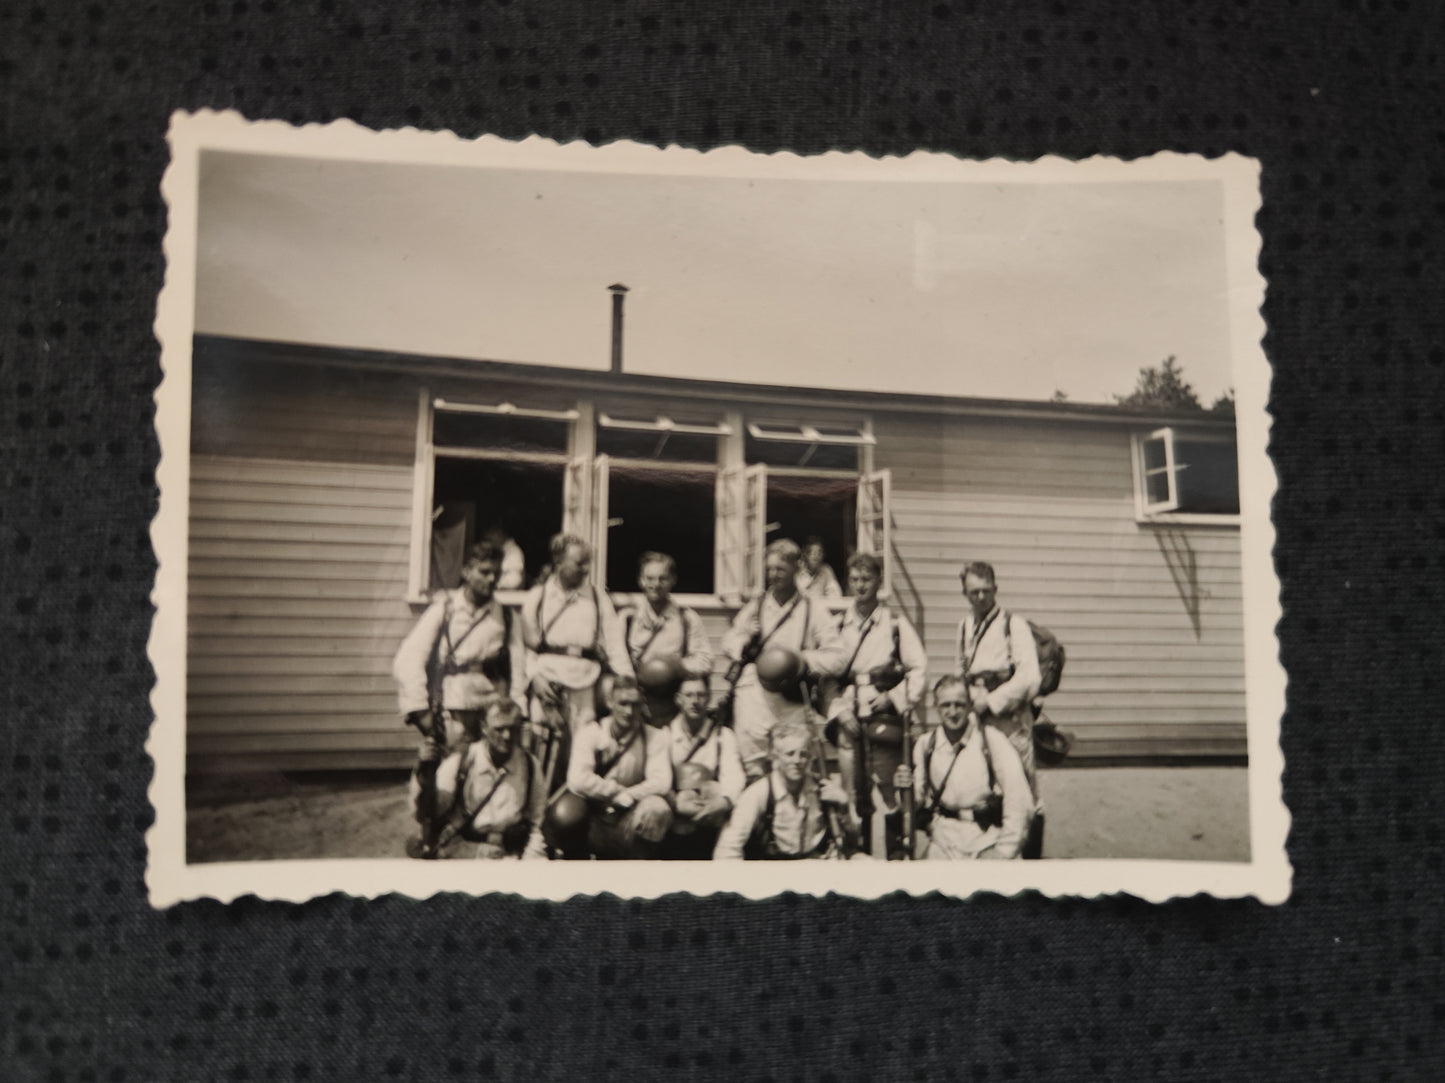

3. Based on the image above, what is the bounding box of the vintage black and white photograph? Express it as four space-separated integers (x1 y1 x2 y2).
148 112 1286 904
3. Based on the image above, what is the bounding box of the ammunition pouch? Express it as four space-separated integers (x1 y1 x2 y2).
970 792 1005 831
866 661 908 692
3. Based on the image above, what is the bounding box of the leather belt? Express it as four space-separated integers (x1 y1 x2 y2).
540 644 600 661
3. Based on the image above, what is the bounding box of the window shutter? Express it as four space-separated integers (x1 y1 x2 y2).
1140 427 1181 515
743 463 768 598
856 467 892 596
715 465 744 602
590 454 611 587
562 455 591 539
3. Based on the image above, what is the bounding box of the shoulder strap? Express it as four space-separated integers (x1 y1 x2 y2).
963 608 1003 676
756 595 802 650
980 723 998 793
680 721 714 765
1002 609 1013 669
594 726 641 780
840 608 879 675
891 613 902 665
926 729 968 816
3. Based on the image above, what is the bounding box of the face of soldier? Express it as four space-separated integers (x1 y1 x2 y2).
676 680 709 726
638 561 674 610
460 558 501 605
803 544 825 573
556 545 590 591
962 572 997 621
936 687 972 739
772 734 810 786
847 565 880 605
765 552 798 602
483 711 521 765
609 685 644 734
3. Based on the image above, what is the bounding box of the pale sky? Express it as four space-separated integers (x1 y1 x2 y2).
195 150 1235 405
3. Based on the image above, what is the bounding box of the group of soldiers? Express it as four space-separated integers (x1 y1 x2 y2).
392 531 1045 862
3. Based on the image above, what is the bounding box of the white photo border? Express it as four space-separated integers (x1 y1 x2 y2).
148 109 1290 907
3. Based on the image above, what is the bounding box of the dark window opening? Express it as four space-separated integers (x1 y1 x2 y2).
765 475 858 589
431 457 564 590
1174 437 1240 515
433 410 570 455
604 466 716 595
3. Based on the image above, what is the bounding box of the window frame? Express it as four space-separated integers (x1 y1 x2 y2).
409 393 891 609
1130 425 1242 527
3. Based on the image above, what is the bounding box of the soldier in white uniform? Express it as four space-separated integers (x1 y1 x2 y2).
417 699 549 859
825 552 928 858
545 675 673 859
520 533 633 794
393 541 527 858
714 720 852 860
955 561 1041 786
895 675 1032 860
721 539 847 782
620 551 713 725
657 675 746 859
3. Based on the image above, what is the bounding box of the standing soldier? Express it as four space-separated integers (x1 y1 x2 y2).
621 552 713 726
721 539 847 783
713 720 853 859
424 699 549 859
657 675 746 859
544 675 673 859
520 533 633 794
393 541 527 859
895 675 1032 859
954 561 1044 856
825 552 928 858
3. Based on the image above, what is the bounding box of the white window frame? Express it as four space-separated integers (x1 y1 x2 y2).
409 395 890 609
1131 426 1242 527
408 393 581 603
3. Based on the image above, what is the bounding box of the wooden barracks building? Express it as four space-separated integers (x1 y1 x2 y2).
186 330 1246 774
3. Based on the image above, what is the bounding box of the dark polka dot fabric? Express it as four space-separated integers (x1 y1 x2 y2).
3 1 1443 1079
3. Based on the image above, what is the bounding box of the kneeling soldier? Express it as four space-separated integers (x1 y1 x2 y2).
713 720 852 860
415 699 547 859
657 676 746 859
393 541 526 858
544 674 673 859
895 675 1033 860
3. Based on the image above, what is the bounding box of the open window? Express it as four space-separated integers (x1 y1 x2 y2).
591 412 726 595
1134 426 1240 521
410 394 577 599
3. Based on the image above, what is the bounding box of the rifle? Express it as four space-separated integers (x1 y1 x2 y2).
798 678 852 859
710 629 763 728
898 706 916 860
406 703 449 858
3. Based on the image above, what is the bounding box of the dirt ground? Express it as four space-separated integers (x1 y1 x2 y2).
186 763 1250 864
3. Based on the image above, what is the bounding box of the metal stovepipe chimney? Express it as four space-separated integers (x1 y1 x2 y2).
608 283 629 374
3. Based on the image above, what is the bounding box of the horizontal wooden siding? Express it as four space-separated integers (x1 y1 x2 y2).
877 412 1246 757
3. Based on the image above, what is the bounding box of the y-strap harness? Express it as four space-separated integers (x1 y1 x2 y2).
745 776 834 860
921 722 996 824
625 605 691 668
534 580 603 663
436 594 514 685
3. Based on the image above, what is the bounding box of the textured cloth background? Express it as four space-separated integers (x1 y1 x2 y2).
2 1 1443 1079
